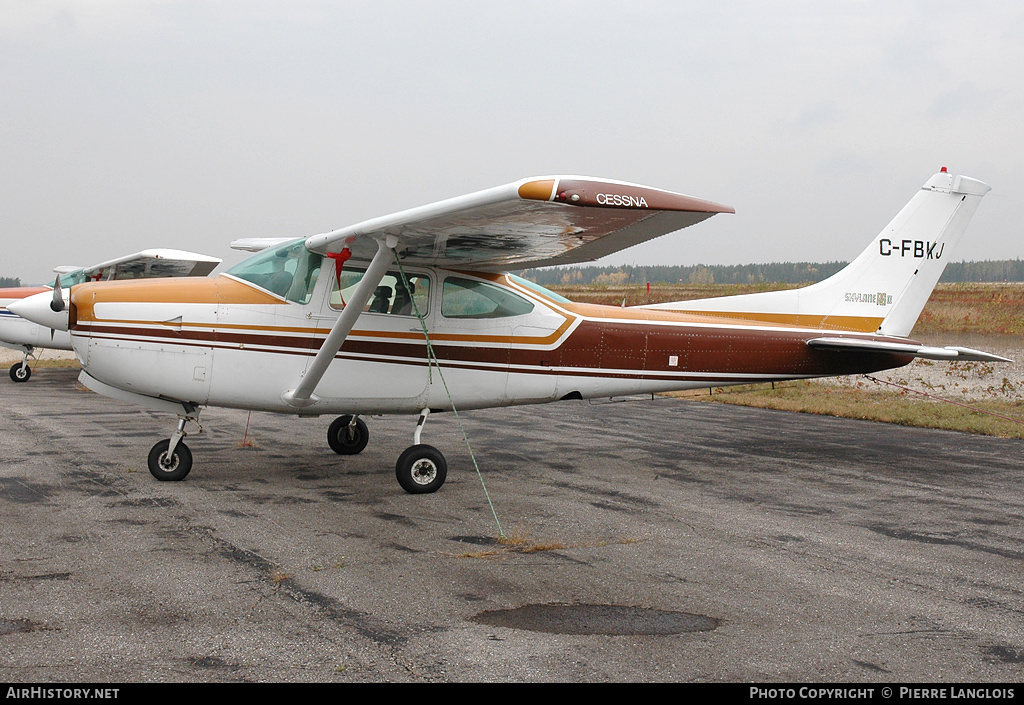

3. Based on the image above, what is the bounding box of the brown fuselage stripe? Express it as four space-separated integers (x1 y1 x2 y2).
76 316 912 378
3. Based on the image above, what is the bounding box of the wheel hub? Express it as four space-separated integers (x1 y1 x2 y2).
158 452 179 472
410 458 437 485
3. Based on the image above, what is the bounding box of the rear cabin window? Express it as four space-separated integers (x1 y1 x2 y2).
441 277 534 319
507 273 571 303
329 268 431 316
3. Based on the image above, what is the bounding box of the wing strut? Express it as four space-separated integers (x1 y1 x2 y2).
281 236 397 408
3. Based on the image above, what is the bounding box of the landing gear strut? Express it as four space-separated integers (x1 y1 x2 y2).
148 415 196 481
395 409 447 494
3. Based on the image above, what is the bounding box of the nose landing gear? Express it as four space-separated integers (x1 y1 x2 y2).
148 414 198 481
9 348 34 382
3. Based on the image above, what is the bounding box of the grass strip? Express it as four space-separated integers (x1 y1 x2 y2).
667 380 1024 440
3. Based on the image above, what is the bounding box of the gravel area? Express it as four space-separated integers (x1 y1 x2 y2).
819 334 1024 403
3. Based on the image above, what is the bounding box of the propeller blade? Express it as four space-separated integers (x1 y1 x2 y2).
50 276 65 312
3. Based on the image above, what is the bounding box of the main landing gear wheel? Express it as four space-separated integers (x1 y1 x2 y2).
395 444 447 494
328 415 369 455
9 363 30 382
148 439 193 481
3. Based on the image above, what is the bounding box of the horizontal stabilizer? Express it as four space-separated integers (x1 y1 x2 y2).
807 337 1012 362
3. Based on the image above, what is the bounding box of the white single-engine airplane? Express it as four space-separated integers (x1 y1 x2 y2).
1 250 221 382
10 168 1008 493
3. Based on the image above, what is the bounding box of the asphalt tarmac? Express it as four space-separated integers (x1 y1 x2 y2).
2 368 1023 683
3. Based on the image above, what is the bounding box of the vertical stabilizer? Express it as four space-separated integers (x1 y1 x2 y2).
642 170 990 336
874 171 990 335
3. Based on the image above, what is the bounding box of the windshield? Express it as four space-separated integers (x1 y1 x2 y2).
226 239 323 304
50 270 88 288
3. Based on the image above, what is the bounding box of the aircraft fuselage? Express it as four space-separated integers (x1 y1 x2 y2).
67 264 912 415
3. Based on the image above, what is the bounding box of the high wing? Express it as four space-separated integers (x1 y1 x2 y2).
279 175 732 408
807 337 1011 362
72 249 222 281
303 176 734 270
229 238 299 253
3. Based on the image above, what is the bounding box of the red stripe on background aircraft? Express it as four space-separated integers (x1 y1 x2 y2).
10 169 1008 493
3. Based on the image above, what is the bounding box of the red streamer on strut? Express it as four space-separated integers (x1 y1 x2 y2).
326 248 352 306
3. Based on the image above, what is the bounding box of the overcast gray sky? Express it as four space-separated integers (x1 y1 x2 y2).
2 1 1021 284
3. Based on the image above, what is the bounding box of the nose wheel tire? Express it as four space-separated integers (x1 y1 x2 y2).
148 439 193 481
9 363 30 382
328 415 369 455
395 444 447 494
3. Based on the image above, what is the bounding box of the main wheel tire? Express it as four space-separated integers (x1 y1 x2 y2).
9 363 30 382
328 415 369 455
147 439 193 481
395 444 447 494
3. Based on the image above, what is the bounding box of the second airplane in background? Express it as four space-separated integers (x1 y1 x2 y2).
0 250 221 381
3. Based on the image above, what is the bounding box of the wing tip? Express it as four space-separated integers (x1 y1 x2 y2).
517 179 558 202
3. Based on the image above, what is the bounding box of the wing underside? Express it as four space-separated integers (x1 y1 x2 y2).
304 176 734 270
78 249 222 281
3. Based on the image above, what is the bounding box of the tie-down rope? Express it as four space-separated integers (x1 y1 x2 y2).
862 374 1024 426
391 251 505 538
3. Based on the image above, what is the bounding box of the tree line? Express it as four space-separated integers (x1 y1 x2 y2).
518 260 1024 287
3 259 1023 291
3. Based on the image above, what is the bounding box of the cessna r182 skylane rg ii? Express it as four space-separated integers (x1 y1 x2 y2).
9 168 1009 494
0 250 221 382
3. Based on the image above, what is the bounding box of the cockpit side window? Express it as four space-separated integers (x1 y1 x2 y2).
441 276 534 319
329 268 431 316
226 239 322 304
